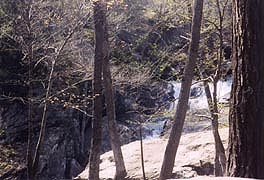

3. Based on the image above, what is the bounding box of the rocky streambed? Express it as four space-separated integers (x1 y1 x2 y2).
0 77 231 180
77 79 232 179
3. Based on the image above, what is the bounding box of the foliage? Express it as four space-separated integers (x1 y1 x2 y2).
103 0 231 82
0 0 233 178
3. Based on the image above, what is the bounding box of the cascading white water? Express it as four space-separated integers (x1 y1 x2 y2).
170 77 232 111
143 77 232 139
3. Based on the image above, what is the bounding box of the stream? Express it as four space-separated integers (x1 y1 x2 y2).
143 77 232 139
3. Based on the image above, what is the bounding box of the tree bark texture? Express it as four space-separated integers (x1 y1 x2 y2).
101 2 127 178
159 0 204 179
88 1 104 180
227 0 264 178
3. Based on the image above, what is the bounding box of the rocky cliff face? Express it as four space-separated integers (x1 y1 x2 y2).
0 101 92 180
0 89 172 180
0 36 174 180
0 40 92 179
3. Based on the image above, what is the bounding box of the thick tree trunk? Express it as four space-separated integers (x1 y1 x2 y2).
159 0 204 179
227 0 264 178
101 2 127 178
88 1 104 180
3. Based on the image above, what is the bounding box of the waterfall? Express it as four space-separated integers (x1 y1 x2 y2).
143 77 232 139
170 77 232 111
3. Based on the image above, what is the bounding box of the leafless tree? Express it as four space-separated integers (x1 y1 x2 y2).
159 0 204 179
3 1 92 179
88 1 105 179
200 0 230 176
101 1 127 179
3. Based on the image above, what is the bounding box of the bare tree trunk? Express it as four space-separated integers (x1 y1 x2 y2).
139 124 146 180
201 0 226 176
13 1 84 180
159 0 204 179
31 27 74 179
203 80 226 176
88 1 104 180
26 18 34 180
22 1 35 179
101 1 127 178
227 0 264 178
27 57 34 180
